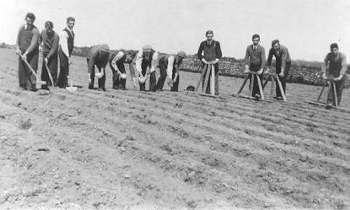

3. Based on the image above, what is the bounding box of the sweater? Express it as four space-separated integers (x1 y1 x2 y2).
245 44 266 69
40 30 59 59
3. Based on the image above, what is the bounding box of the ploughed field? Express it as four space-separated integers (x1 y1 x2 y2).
0 48 349 209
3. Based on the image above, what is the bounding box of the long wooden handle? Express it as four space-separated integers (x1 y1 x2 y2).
237 76 249 95
317 83 327 102
44 62 54 85
210 64 215 95
16 52 38 79
250 72 255 97
256 74 265 100
195 64 207 92
203 64 211 92
332 81 338 107
276 76 287 101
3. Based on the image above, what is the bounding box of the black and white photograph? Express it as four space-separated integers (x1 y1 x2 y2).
0 0 349 209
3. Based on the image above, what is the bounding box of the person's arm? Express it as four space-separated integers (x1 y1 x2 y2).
47 33 60 60
166 56 175 79
244 46 250 72
280 46 288 74
216 41 222 59
150 51 159 73
87 49 97 74
16 25 25 54
60 30 70 58
267 48 273 68
321 54 329 79
197 42 208 64
24 27 39 55
38 31 43 46
128 59 138 88
260 46 266 70
197 42 204 60
129 60 136 78
174 62 180 82
111 51 125 74
101 57 109 74
214 41 222 64
340 53 347 75
135 50 143 76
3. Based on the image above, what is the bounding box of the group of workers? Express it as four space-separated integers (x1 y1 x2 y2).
16 13 347 107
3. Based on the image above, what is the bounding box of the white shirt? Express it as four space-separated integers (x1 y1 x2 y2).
166 55 175 78
59 28 74 58
136 49 159 75
111 51 125 72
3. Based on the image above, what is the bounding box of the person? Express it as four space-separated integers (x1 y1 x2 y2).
109 50 137 90
244 34 266 98
157 51 186 91
87 44 110 91
267 39 291 100
197 30 222 95
16 13 40 91
57 17 75 88
135 45 159 91
321 43 348 107
39 21 59 89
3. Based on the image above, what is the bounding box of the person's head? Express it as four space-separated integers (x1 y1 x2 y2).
330 43 339 55
252 34 260 46
125 50 136 62
142 45 153 61
272 39 280 50
66 17 75 29
45 21 54 34
25 13 36 26
206 30 214 42
175 51 186 63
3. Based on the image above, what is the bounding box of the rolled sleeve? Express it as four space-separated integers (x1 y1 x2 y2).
150 51 159 73
112 51 125 72
166 56 175 78
136 50 143 74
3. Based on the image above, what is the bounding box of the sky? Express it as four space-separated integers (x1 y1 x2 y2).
0 0 349 61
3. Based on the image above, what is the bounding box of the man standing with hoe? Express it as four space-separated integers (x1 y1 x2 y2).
58 17 75 88
244 34 266 99
39 21 59 90
267 39 291 100
197 30 222 95
16 13 40 91
321 43 347 107
109 50 137 90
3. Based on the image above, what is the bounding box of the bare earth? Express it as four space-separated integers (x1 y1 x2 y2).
0 48 349 210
